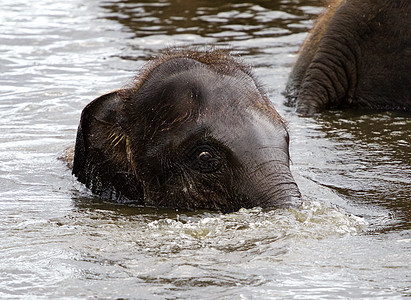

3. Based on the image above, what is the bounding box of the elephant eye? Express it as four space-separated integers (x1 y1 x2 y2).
186 144 222 173
198 151 212 161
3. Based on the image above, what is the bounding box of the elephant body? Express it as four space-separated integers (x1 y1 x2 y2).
285 0 411 115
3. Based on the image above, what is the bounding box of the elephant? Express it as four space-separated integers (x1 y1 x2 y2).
285 0 411 115
72 48 301 212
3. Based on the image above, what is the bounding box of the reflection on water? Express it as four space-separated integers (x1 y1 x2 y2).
0 0 410 298
102 0 311 39
290 110 411 231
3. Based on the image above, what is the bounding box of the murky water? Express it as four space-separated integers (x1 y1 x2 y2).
1 0 410 298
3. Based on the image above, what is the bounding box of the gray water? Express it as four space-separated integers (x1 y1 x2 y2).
0 0 410 299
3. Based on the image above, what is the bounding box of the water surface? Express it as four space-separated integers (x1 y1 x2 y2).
0 0 410 298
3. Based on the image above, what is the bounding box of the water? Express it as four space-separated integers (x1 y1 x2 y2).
0 0 410 298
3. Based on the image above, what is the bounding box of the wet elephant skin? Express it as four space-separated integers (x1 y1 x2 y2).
285 0 411 115
73 48 301 212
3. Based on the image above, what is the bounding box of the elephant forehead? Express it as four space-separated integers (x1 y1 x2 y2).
205 107 288 152
150 105 288 161
136 66 261 124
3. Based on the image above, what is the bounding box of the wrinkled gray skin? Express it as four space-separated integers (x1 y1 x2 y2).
73 49 301 212
285 0 411 115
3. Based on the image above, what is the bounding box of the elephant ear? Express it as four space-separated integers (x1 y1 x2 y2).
72 90 143 203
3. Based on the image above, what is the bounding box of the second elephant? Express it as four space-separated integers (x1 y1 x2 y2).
285 0 411 115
